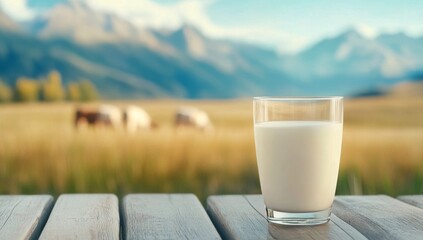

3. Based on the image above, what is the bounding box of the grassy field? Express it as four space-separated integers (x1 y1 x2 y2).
0 96 422 203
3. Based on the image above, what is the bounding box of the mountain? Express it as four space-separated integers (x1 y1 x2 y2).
0 31 160 97
292 30 397 77
159 25 294 93
376 32 423 67
0 0 422 98
28 0 173 54
0 0 295 98
387 79 423 97
281 29 423 95
0 29 265 98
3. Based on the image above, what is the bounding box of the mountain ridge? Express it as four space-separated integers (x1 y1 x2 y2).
0 1 422 98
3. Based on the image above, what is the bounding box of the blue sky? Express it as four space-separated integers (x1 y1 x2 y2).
1 0 422 52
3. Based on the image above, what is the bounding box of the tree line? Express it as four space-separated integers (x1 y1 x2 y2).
0 71 99 103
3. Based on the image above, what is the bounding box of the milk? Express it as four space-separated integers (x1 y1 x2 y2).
254 121 343 212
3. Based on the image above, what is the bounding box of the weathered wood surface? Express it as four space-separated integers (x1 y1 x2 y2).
207 195 367 240
2 194 422 240
0 195 53 240
39 194 119 240
122 194 221 240
397 195 423 209
333 195 423 240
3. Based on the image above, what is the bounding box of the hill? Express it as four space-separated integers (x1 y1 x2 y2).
387 80 423 97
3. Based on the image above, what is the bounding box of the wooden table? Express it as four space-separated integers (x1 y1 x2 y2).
0 194 422 239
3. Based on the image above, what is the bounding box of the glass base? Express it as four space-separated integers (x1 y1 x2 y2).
266 208 331 226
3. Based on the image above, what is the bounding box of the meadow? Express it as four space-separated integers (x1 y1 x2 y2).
0 96 422 203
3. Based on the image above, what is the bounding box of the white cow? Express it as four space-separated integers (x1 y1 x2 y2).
98 104 122 128
123 105 156 132
174 107 213 132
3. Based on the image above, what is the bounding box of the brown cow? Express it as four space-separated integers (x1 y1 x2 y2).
74 108 112 128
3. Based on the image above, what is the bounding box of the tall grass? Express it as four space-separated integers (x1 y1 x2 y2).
0 97 422 203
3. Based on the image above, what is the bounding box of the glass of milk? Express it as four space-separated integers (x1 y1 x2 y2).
253 96 343 225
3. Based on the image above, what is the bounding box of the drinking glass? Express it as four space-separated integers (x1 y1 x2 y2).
253 96 343 225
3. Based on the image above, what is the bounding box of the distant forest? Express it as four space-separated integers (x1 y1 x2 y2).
0 71 99 103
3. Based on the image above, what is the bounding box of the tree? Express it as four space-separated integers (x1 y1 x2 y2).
79 80 99 102
41 71 65 102
67 83 81 101
15 78 39 102
0 80 13 103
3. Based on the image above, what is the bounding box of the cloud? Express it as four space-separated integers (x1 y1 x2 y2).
0 0 35 20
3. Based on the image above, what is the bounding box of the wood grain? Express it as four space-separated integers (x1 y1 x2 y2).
333 195 423 240
0 195 53 240
39 194 119 240
207 195 366 240
122 194 221 240
397 195 423 209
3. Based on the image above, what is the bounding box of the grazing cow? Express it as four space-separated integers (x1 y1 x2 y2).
98 105 122 129
74 108 111 128
174 107 213 132
123 105 157 132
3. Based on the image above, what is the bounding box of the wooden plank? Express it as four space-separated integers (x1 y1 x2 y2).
39 194 119 240
397 195 423 209
333 195 423 240
0 195 53 240
207 195 367 240
122 194 221 240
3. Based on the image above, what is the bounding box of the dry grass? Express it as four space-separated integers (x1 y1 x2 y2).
0 97 422 203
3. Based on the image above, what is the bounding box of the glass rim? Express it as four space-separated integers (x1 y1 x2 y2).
253 96 343 101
